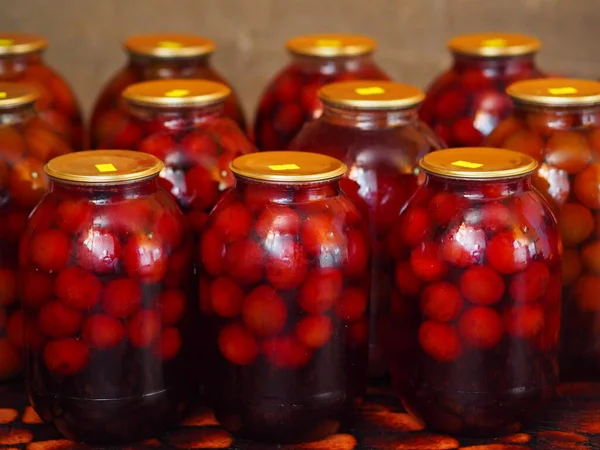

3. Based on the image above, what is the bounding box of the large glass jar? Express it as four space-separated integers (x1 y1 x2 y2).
420 33 545 148
93 79 256 236
386 148 561 436
90 33 246 146
290 80 444 378
486 78 600 380
0 33 84 150
20 151 196 444
199 151 370 444
0 82 72 383
253 34 390 151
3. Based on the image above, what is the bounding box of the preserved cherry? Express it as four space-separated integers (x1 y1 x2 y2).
0 33 83 149
20 151 196 444
420 33 546 147
290 80 443 377
386 148 561 436
199 152 370 444
486 78 600 380
90 33 246 146
92 79 255 236
253 34 390 150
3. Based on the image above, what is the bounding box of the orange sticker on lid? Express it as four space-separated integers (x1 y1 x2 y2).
165 89 190 98
481 38 507 48
157 40 183 49
355 86 386 96
0 39 14 47
548 87 578 95
451 160 483 169
315 39 342 47
268 164 301 171
95 163 117 173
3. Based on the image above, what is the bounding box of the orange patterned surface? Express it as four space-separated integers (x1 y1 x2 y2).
0 383 600 449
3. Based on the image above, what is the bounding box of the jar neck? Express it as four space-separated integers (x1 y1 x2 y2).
0 51 43 73
127 101 226 130
321 103 419 129
426 173 532 199
128 53 210 73
290 53 374 74
514 102 600 129
51 176 160 200
237 177 341 202
451 52 537 76
0 104 36 125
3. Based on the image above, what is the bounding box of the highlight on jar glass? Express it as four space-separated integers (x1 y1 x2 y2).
19 150 196 444
93 79 256 235
0 82 73 383
253 33 390 151
486 78 600 380
89 33 247 144
199 151 370 444
419 33 546 148
289 80 444 378
386 148 561 436
0 32 84 150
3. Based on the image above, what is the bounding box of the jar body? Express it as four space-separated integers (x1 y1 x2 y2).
254 54 389 151
290 108 443 377
487 104 600 380
20 179 196 444
0 53 84 149
90 56 247 144
199 177 370 443
91 104 256 236
386 175 561 436
420 54 545 147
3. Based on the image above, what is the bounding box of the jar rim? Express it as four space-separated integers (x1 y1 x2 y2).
0 82 38 108
447 33 541 57
124 33 215 58
122 79 230 107
0 33 46 55
319 80 424 109
507 78 600 106
286 34 376 57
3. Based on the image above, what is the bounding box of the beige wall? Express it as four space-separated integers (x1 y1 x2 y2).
2 0 598 122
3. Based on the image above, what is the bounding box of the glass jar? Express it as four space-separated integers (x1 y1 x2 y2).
90 33 246 145
0 33 84 150
290 80 444 378
386 148 561 436
93 79 256 236
20 151 196 444
0 82 72 383
253 34 390 151
486 78 600 380
420 33 545 147
199 151 370 444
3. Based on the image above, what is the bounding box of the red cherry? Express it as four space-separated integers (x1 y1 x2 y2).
254 205 301 239
418 321 462 362
218 323 258 365
210 276 245 318
574 163 600 209
153 327 182 361
441 224 486 268
242 285 287 337
159 289 186 325
21 270 54 308
200 228 226 276
265 238 308 290
102 278 142 318
295 315 333 349
184 165 220 212
0 126 26 164
486 231 531 274
243 183 291 212
509 262 550 303
433 90 468 120
410 243 447 282
398 207 433 248
275 103 303 135
104 199 153 236
123 234 168 283
458 306 504 349
473 90 511 116
38 300 82 338
344 228 369 277
558 203 594 246
335 287 368 322
460 69 494 91
138 133 177 161
213 202 253 244
82 314 125 349
429 192 462 226
504 303 545 339
502 129 544 161
8 157 48 208
513 193 546 231
480 202 513 233
419 282 463 322
155 211 184 251
127 310 162 348
394 261 421 296
0 269 17 307
275 73 301 103
180 130 220 162
54 266 102 310
300 84 322 112
225 239 265 286
56 199 93 234
459 265 505 305
29 229 71 272
545 131 591 174
75 229 122 275
43 338 89 375
263 336 311 369
451 118 484 147
299 268 343 314
301 213 344 256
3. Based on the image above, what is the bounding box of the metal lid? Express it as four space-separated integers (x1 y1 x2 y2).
231 151 347 183
0 82 38 108
124 33 216 58
447 33 541 57
0 33 47 55
419 148 538 180
319 80 424 109
122 79 230 107
507 78 600 106
45 150 164 184
286 34 377 57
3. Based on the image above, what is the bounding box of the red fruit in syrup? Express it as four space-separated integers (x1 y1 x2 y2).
459 265 505 305
0 269 17 306
419 282 463 322
299 268 343 314
102 278 142 318
394 261 421 296
242 285 287 336
398 207 433 247
441 225 486 267
75 228 122 274
263 336 311 369
29 229 71 272
43 338 90 375
127 310 161 348
458 306 504 349
38 300 83 338
301 213 344 256
218 323 258 365
225 239 265 286
296 315 333 349
509 262 550 303
54 266 102 310
504 303 545 339
480 201 513 233
123 234 168 283
154 327 182 360
254 205 301 239
344 228 369 277
200 228 226 276
265 238 308 290
418 321 462 362
159 289 186 326
213 202 253 243
486 231 531 274
210 276 244 318
335 287 368 322
56 199 93 234
83 314 125 349
410 243 447 282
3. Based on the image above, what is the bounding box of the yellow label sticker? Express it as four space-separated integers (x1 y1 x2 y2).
548 87 578 95
95 163 117 173
315 39 342 47
355 86 386 96
0 39 14 47
451 160 483 169
165 89 190 98
157 40 183 49
481 38 507 48
268 164 301 171
0 92 7 99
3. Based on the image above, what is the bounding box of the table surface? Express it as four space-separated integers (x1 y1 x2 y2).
1 382 600 449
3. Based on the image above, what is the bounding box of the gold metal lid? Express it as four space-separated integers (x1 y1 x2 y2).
419 148 538 180
319 80 424 109
124 33 216 58
447 33 541 57
0 33 47 55
286 34 377 57
45 150 164 184
0 82 38 108
122 79 230 107
507 78 600 106
231 151 347 183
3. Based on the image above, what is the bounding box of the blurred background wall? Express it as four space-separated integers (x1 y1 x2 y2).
1 0 597 120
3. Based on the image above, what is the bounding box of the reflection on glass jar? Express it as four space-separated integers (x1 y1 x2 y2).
198 151 370 444
386 148 561 437
487 78 600 381
20 151 196 445
420 33 545 148
290 80 444 378
90 33 246 145
254 34 390 151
